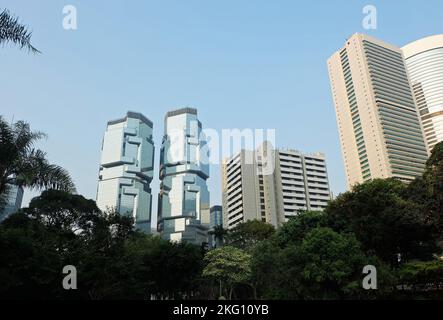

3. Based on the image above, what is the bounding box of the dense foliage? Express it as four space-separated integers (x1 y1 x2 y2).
0 190 204 299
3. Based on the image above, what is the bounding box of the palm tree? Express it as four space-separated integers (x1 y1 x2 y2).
0 9 40 53
209 225 228 248
0 116 75 210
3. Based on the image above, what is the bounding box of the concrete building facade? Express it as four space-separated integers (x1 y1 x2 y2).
221 142 331 230
327 33 429 188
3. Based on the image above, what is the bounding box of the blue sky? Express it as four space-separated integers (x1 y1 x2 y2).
2 0 442 226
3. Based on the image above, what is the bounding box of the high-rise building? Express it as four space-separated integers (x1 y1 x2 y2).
402 34 443 153
0 183 24 222
327 33 428 188
221 142 331 230
157 108 210 245
276 147 331 215
210 205 223 229
222 149 264 229
209 205 223 248
96 111 155 233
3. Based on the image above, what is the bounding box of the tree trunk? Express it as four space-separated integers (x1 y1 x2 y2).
219 280 222 299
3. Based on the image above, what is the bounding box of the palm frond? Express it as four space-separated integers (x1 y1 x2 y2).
36 163 76 193
0 116 13 145
15 149 76 193
13 120 46 155
0 116 16 180
0 9 40 53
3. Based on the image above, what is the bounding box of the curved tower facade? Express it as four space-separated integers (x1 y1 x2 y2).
157 108 210 244
402 34 443 152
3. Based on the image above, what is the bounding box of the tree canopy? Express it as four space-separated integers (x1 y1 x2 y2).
203 246 251 299
225 219 275 251
325 178 438 264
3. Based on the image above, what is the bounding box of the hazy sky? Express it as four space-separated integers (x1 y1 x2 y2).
2 0 442 228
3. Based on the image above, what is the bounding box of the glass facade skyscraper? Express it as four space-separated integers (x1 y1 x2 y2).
96 111 155 233
157 108 210 245
210 205 223 229
209 205 223 248
0 183 24 222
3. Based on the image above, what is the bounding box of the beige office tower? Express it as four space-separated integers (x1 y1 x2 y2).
402 35 443 153
327 33 428 188
221 142 331 230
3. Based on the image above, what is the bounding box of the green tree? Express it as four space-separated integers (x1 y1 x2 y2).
70 209 141 300
0 213 63 299
23 189 100 233
397 259 443 295
1 190 205 300
250 210 398 300
226 220 275 251
124 235 204 300
250 211 328 299
296 227 393 299
424 141 443 189
0 117 75 211
250 238 288 299
0 9 39 53
203 246 251 299
276 211 327 247
325 178 437 264
406 141 443 246
0 191 138 299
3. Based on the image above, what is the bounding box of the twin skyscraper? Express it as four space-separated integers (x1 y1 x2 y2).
96 108 210 245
